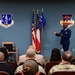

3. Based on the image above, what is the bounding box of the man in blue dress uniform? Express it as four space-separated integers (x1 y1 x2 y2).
53 24 71 51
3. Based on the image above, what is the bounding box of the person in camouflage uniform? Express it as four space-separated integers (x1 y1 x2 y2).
48 51 75 75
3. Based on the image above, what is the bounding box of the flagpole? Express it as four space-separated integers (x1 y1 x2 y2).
41 8 44 55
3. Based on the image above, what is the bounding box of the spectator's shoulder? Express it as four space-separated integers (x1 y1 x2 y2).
19 54 26 59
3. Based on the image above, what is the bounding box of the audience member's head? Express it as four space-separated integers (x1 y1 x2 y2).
50 48 61 61
28 45 36 50
0 47 8 61
61 51 73 62
0 52 5 61
26 48 36 60
70 58 75 64
28 45 41 54
23 59 38 75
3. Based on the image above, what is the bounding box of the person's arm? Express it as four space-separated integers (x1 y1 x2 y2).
53 31 63 37
15 65 23 74
48 66 55 75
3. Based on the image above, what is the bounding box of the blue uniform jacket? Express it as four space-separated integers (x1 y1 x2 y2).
55 28 71 45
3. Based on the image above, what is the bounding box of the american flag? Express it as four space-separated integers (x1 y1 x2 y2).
31 10 36 48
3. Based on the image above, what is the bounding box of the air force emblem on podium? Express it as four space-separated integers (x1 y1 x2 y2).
0 13 14 28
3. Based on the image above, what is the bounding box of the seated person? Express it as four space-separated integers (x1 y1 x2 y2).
15 48 46 74
0 51 14 75
22 59 39 75
35 53 45 68
17 45 45 67
48 51 75 75
0 47 8 61
70 58 75 64
50 48 61 62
